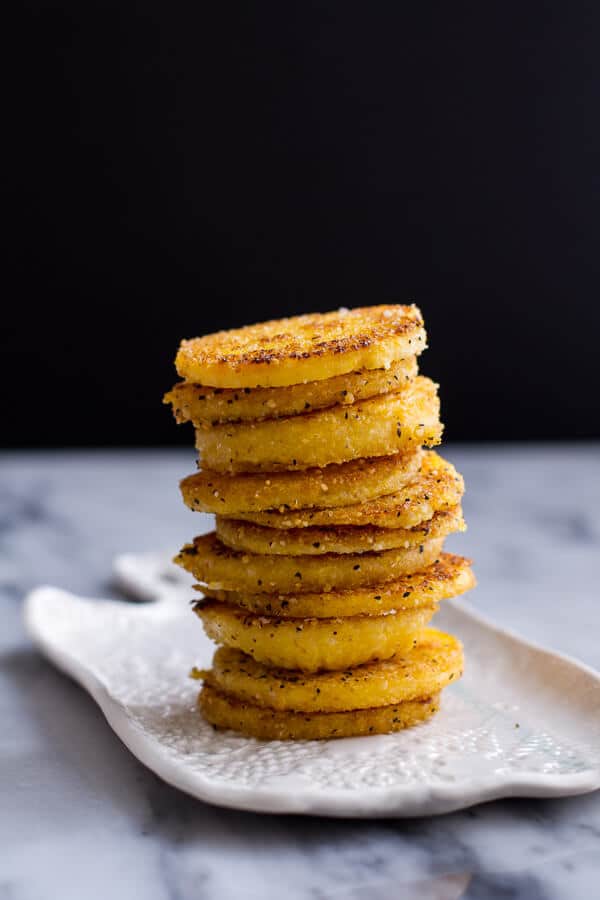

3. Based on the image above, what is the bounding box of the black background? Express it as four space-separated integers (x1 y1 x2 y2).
4 3 600 447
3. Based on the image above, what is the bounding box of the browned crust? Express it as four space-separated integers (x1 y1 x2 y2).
214 506 465 556
164 357 418 426
177 305 423 368
193 376 442 473
232 450 463 529
195 629 464 712
180 449 423 515
174 531 446 593
198 684 440 739
196 552 476 617
175 306 426 387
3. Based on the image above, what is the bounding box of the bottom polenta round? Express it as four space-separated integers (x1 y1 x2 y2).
195 601 437 670
195 628 463 712
199 685 441 740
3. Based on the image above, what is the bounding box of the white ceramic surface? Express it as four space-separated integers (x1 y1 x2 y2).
24 550 600 818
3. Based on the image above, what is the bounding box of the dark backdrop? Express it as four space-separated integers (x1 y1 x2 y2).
4 3 600 447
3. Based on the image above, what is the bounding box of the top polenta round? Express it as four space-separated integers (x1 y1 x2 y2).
175 305 426 388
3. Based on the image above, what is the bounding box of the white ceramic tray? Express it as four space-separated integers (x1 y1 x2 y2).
24 552 600 818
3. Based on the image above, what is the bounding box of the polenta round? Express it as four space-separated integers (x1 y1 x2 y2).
180 448 423 516
198 685 440 740
175 305 426 388
175 533 445 593
215 505 464 556
195 376 442 473
165 357 417 426
194 600 437 670
198 553 475 618
235 450 463 529
194 629 463 712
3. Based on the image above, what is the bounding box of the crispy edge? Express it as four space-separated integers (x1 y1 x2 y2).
196 553 476 617
174 533 446 593
175 305 426 388
194 600 438 671
165 358 418 426
198 685 440 739
215 506 465 556
194 377 442 473
180 449 424 515
232 450 463 529
196 630 463 712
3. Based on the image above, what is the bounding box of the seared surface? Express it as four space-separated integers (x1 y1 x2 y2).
175 304 426 388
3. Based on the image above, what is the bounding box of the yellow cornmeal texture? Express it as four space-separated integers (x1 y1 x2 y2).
175 305 426 388
194 599 438 671
193 629 463 713
175 533 446 593
198 553 475 618
168 305 475 739
198 686 441 740
194 376 442 473
180 448 423 515
232 450 463 529
215 506 465 556
165 357 417 425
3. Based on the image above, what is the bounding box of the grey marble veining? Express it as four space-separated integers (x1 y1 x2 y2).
1 445 599 900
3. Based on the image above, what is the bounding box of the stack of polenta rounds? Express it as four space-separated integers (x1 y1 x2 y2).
166 306 475 740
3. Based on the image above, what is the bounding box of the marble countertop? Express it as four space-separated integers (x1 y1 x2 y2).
1 445 599 900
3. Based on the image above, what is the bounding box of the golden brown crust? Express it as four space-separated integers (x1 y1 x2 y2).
198 552 475 618
165 358 418 426
194 376 442 473
175 532 445 593
196 629 463 712
215 506 465 556
198 685 440 739
180 449 423 516
234 451 463 529
175 305 426 388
